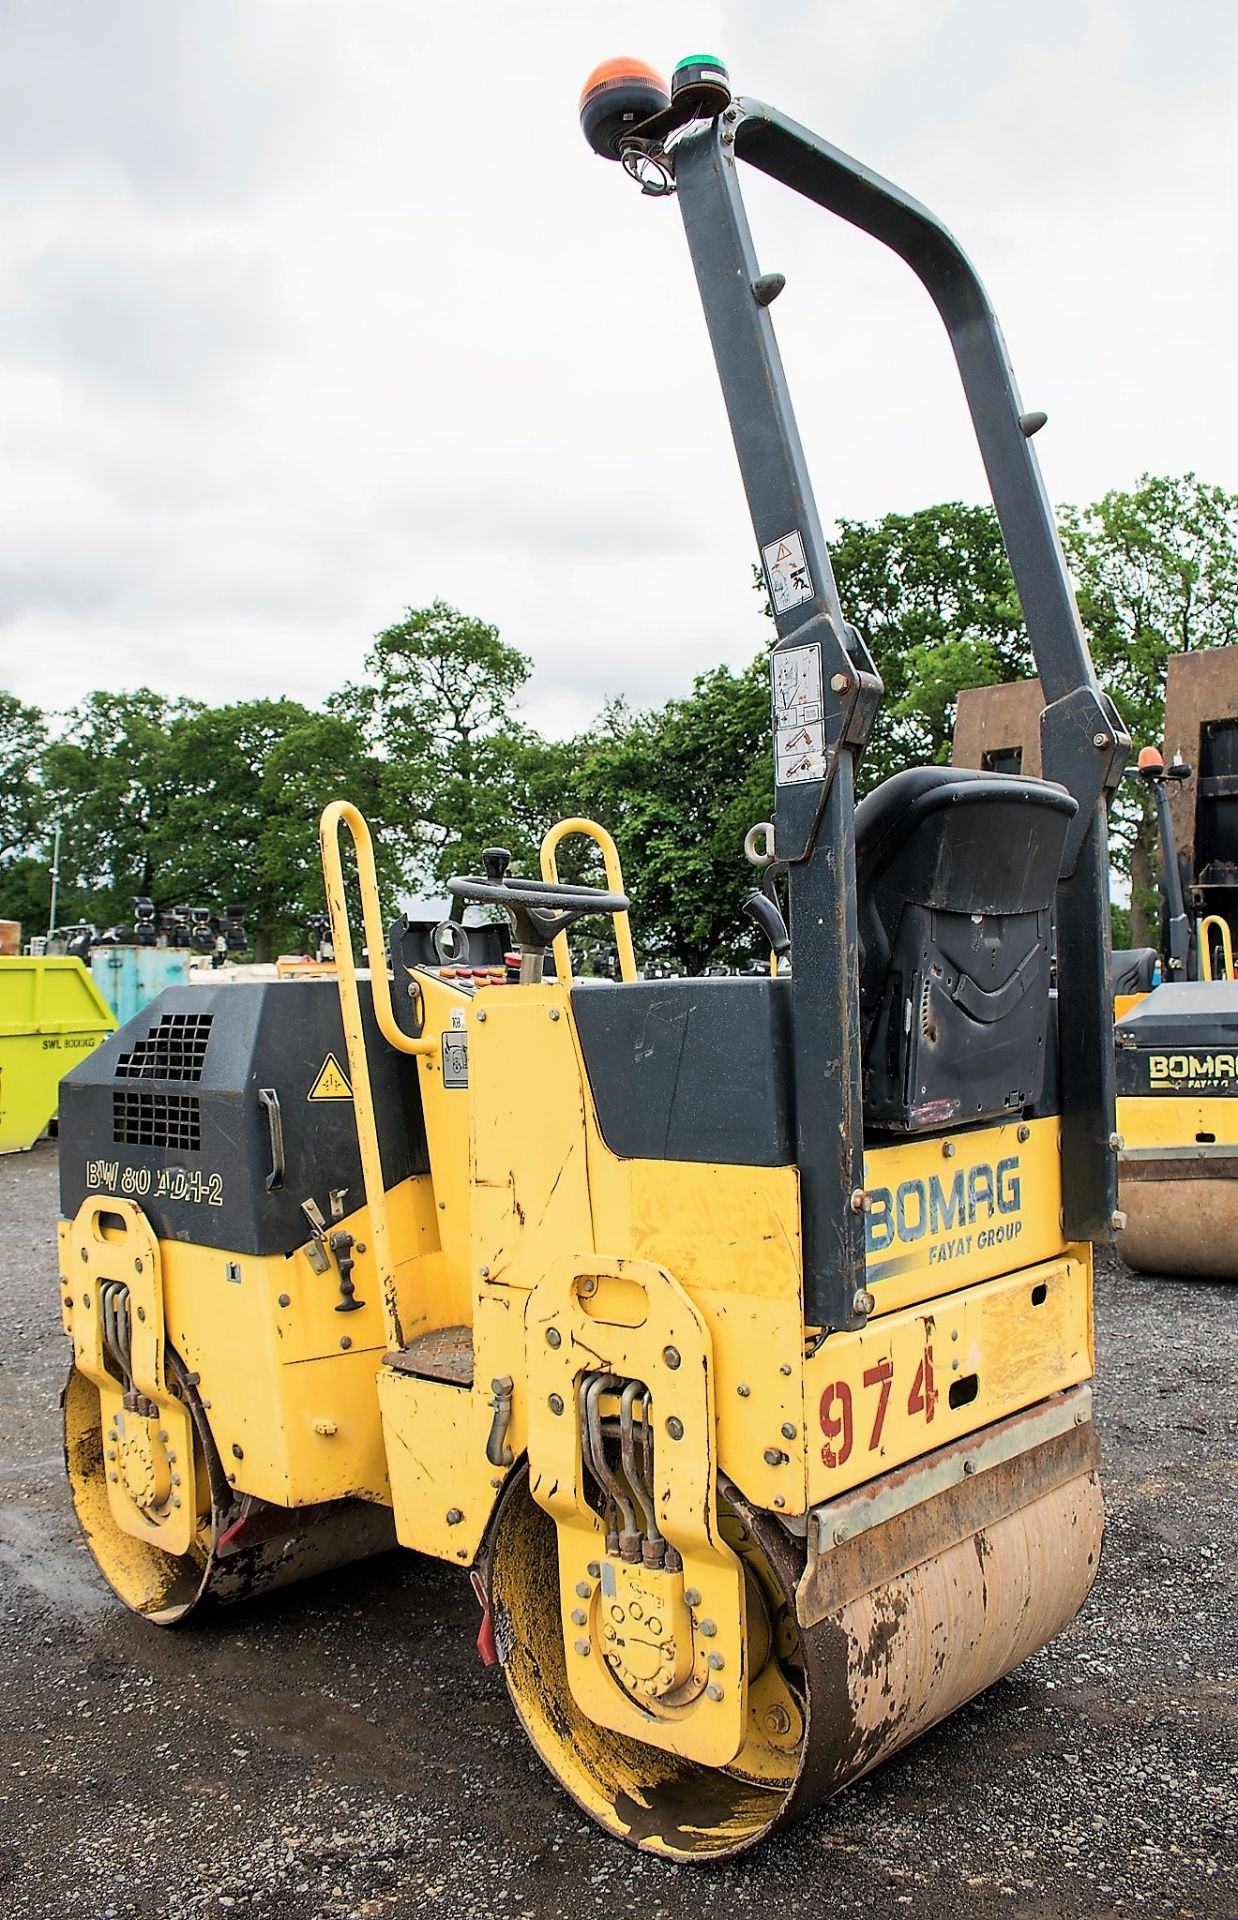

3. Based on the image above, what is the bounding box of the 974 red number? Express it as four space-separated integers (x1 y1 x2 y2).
819 1343 936 1470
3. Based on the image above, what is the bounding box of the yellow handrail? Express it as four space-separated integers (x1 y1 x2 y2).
1198 914 1234 983
539 816 637 986
319 801 434 1350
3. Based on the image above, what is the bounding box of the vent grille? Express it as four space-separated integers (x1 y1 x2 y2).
115 1011 213 1082
112 1090 202 1151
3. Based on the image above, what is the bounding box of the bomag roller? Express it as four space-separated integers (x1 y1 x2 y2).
1112 649 1238 1278
54 59 1128 1859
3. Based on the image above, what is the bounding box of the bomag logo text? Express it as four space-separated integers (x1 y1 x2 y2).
866 1156 1022 1264
1149 1052 1237 1089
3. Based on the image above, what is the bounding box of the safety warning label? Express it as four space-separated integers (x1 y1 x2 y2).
762 529 814 614
773 643 827 786
308 1053 353 1101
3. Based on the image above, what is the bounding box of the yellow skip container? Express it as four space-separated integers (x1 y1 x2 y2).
0 957 116 1154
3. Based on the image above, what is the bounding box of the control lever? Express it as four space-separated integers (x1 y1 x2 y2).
744 891 791 964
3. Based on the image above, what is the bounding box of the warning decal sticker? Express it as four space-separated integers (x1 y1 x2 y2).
762 529 814 614
308 1053 353 1101
773 643 827 786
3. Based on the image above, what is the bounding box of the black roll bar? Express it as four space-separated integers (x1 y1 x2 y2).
670 99 1127 1331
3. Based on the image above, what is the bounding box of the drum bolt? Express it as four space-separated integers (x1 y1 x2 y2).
951 1330 958 1342
780 1422 797 1440
133 1257 143 1274
663 1345 681 1370
549 1393 565 1416
82 1295 90 1308
446 1508 464 1526
80 1250 88 1264
698 1618 717 1637
684 1588 701 1608
1018 1123 1031 1142
571 1608 587 1627
63 1296 72 1309
779 1363 793 1377
278 1293 291 1308
109 1473 118 1484
1109 1132 1125 1151
764 1704 791 1736
736 1383 751 1397
1111 1210 1127 1231
549 1009 560 1022
706 1683 725 1701
136 1305 146 1321
942 1141 956 1159
952 1358 960 1371
853 1289 875 1317
576 1580 592 1598
706 1651 725 1670
171 1473 181 1487
764 1448 787 1466
545 1327 562 1348
106 1450 115 1462
171 1495 181 1509
573 1638 590 1657
587 1561 600 1578
475 1008 486 1022
666 1417 685 1441
166 1450 175 1463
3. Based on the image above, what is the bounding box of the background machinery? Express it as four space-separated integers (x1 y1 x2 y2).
55 60 1125 1858
956 651 1238 1277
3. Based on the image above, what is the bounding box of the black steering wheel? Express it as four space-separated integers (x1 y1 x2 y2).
447 847 628 949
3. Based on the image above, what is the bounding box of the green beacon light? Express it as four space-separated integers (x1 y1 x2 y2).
671 54 732 118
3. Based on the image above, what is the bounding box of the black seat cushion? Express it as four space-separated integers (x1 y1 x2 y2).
1110 947 1157 996
854 766 1076 1132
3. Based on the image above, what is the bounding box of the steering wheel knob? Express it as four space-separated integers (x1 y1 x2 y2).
482 847 512 882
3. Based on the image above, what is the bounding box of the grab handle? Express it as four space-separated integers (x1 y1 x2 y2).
539 817 637 986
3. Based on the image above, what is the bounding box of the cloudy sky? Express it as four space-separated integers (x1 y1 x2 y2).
2 0 1235 739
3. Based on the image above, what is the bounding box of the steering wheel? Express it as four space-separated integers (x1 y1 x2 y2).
447 847 629 949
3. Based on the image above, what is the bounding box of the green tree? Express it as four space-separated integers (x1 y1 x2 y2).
334 601 533 886
161 700 391 959
0 691 51 933
830 501 1031 786
1062 474 1238 941
40 689 199 929
575 664 773 972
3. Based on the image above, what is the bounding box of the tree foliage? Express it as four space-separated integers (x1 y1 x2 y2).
1 476 1233 967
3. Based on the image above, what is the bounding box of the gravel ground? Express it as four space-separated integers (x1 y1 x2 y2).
0 1137 1234 1919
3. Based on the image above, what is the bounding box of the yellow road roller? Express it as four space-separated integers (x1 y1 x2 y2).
55 58 1128 1859
1114 713 1238 1278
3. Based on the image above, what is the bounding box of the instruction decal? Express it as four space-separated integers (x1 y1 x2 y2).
762 529 814 614
773 643 828 786
442 1025 469 1090
308 1052 353 1101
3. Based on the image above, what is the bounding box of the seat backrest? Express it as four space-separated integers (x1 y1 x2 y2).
854 766 1076 1133
1111 946 1157 996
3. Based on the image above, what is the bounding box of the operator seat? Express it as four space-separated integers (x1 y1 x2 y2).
854 765 1076 1132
